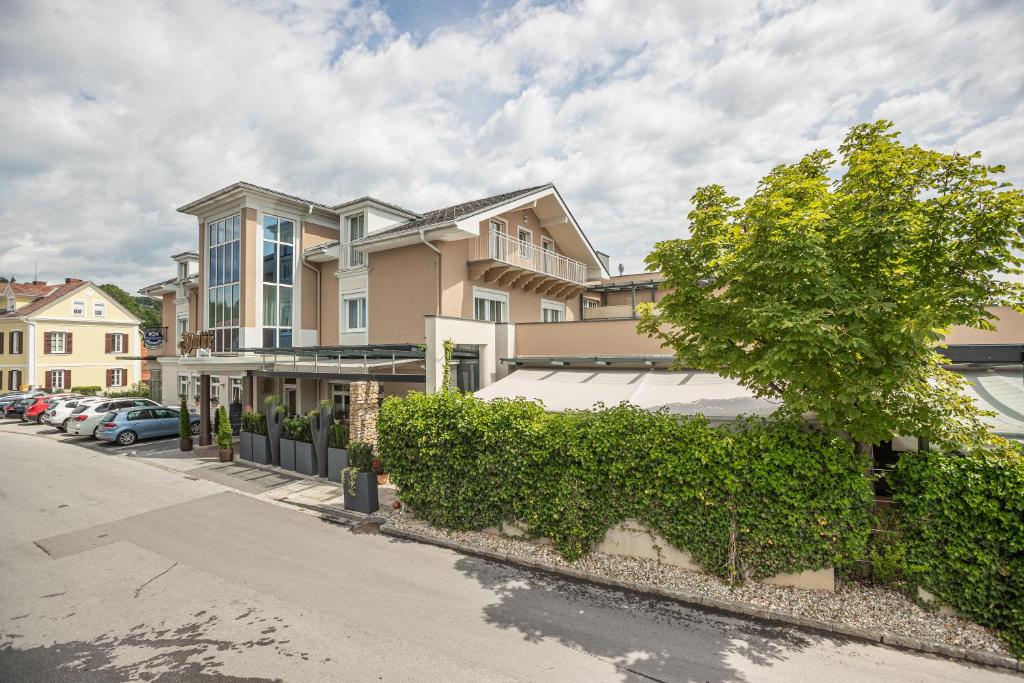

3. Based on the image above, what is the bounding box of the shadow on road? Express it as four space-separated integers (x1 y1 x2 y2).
0 614 283 682
452 553 818 682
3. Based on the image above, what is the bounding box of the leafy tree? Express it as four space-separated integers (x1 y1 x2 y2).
99 283 161 329
640 121 1024 450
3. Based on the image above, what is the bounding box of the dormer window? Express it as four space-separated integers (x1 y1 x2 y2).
72 300 85 316
93 301 106 317
178 262 189 280
344 214 366 268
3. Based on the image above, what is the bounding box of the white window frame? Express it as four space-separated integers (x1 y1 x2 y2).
517 226 533 260
178 373 189 400
110 368 124 387
11 330 22 354
72 300 85 316
51 331 67 354
93 301 106 317
112 333 125 354
344 213 367 268
583 298 600 309
472 287 508 323
177 316 188 338
259 211 295 349
10 369 22 390
541 299 565 323
51 369 66 390
343 292 368 332
541 236 554 252
5 295 13 312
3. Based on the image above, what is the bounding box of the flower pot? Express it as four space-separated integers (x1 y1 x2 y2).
377 473 390 486
239 431 253 461
180 436 193 452
327 448 348 483
294 442 315 476
279 438 296 471
343 471 379 514
251 435 270 465
218 448 233 462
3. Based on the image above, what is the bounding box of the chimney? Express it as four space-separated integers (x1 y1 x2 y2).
64 277 83 284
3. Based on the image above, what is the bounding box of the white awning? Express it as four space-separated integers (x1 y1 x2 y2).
958 369 1024 438
474 369 781 418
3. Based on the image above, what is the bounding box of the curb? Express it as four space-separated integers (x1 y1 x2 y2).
378 524 1021 673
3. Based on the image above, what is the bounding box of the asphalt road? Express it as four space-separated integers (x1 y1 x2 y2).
0 421 1017 682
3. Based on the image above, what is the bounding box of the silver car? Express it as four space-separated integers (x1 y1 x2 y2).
67 398 161 437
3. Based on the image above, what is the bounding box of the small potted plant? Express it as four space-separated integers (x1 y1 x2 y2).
372 458 389 486
279 415 299 471
250 411 270 465
294 412 316 476
178 398 193 451
326 423 349 484
265 395 285 467
216 406 233 462
341 441 378 514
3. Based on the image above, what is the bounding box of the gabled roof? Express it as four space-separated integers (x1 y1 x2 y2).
0 280 87 319
177 181 335 214
5 282 55 298
353 184 553 245
332 196 421 219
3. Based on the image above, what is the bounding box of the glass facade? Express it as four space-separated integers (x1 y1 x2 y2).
207 214 241 352
262 214 295 348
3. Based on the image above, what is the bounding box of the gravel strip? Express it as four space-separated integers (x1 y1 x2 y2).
385 512 1011 658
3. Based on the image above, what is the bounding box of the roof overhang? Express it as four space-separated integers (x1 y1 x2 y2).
332 197 420 220
177 182 337 223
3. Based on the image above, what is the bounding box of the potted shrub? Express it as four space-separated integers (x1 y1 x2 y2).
341 441 378 514
265 395 285 467
250 411 270 465
294 413 316 476
309 400 334 478
279 415 299 471
216 406 233 462
326 423 349 484
179 398 193 451
239 411 254 461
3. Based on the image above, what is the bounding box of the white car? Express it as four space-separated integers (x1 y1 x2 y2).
43 397 105 430
67 398 162 437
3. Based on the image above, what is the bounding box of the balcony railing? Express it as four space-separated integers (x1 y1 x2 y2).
472 229 587 284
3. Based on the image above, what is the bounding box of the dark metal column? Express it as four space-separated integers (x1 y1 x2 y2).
242 372 254 413
199 373 211 446
631 285 637 319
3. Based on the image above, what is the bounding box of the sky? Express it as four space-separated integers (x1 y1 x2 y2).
0 0 1021 292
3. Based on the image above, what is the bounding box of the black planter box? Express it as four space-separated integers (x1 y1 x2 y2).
327 448 348 483
294 442 315 476
343 472 379 514
251 435 270 465
239 431 253 461
280 438 296 471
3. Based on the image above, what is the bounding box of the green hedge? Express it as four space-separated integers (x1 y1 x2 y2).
378 391 873 580
892 441 1024 657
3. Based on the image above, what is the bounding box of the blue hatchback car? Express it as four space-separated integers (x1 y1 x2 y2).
96 406 200 445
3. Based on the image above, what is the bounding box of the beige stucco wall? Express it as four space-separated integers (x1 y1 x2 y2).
945 306 1024 344
300 220 337 338
368 243 439 344
319 263 339 346
515 318 668 357
240 209 257 329
161 293 176 356
0 320 29 390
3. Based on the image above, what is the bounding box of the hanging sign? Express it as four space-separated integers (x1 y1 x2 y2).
179 330 215 355
142 328 166 349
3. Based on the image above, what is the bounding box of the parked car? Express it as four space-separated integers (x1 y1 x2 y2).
43 397 106 430
1 391 44 418
23 394 79 423
5 393 46 419
95 407 200 445
67 398 162 437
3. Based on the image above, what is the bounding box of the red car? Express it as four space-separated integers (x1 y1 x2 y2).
23 394 76 423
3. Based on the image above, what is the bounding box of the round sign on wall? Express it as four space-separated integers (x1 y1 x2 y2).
142 328 165 349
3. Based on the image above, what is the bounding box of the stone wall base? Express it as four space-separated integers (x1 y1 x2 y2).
482 518 835 591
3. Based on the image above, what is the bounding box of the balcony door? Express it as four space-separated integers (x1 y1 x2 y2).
488 219 506 261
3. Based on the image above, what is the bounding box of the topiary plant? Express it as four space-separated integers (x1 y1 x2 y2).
179 398 191 439
216 406 232 451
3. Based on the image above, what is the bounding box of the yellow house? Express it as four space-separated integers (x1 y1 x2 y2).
0 279 141 392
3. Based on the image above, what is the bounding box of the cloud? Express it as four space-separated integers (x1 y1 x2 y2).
0 0 1020 289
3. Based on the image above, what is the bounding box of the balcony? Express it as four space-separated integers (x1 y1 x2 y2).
468 229 588 298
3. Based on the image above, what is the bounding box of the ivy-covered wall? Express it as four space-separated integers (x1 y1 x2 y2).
893 443 1024 657
378 391 873 581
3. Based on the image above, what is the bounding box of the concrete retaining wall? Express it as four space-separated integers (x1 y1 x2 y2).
483 519 835 591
